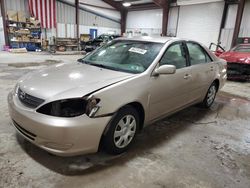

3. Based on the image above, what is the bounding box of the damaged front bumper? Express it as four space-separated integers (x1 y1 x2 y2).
8 92 112 156
227 62 250 81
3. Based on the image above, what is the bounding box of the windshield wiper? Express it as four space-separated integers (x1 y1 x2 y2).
89 63 121 72
89 63 109 69
77 58 91 64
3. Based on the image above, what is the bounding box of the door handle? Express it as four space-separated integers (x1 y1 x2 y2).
184 74 192 79
210 66 214 71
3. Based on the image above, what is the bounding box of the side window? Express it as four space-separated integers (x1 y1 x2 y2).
159 43 187 69
186 42 212 65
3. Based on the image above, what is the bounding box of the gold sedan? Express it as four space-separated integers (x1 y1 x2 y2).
8 36 227 156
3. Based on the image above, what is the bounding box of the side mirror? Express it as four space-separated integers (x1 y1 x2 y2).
154 65 176 75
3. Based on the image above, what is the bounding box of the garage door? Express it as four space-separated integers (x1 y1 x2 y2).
176 2 224 47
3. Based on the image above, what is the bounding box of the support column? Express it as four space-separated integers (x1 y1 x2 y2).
0 0 9 46
121 10 127 36
162 3 170 36
231 0 245 47
75 0 79 50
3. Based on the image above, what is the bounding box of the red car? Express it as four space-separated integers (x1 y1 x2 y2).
210 43 250 81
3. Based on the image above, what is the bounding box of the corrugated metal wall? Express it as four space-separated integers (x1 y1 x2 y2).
240 0 250 37
4 0 29 16
56 1 120 38
1 0 120 40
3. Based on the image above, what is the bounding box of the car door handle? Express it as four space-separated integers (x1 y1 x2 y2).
210 66 214 71
184 74 192 79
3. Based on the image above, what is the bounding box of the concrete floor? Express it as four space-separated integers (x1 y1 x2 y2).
0 52 250 188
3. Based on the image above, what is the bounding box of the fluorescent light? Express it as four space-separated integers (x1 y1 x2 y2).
123 2 131 7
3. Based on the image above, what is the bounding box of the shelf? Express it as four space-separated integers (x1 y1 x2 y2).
10 41 41 43
7 25 41 30
7 20 33 25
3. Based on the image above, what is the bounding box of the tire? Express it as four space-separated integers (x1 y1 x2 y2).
201 82 218 108
103 105 139 155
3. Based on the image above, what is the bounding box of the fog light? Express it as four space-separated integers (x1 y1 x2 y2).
43 142 73 150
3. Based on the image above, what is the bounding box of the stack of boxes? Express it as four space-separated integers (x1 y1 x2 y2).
6 10 42 51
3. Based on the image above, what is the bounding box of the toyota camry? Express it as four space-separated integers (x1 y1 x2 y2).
8 36 227 156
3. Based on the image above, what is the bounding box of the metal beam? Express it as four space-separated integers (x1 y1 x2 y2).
153 0 170 36
0 0 8 46
128 3 160 11
57 0 120 23
153 0 167 7
102 0 127 36
79 2 116 11
102 0 124 11
217 1 229 44
75 0 79 49
162 3 170 36
232 0 245 47
121 10 127 35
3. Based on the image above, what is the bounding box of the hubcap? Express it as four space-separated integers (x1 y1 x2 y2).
207 85 216 106
114 115 136 149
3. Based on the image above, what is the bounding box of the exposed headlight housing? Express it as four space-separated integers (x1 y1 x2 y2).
37 97 100 118
14 84 19 94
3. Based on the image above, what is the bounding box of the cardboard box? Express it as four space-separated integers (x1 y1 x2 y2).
7 10 18 21
18 29 30 34
30 17 40 27
17 11 26 22
21 35 30 42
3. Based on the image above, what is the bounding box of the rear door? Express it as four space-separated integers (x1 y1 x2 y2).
185 42 216 101
149 42 193 121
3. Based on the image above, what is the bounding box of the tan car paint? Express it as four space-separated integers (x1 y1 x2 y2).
8 37 227 156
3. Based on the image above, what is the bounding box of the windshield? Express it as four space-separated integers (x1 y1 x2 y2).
83 40 163 74
233 45 250 52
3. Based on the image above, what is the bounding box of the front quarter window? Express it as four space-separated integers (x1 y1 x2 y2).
83 40 163 74
160 43 187 69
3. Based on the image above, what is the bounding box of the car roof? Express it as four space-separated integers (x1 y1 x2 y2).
115 36 179 43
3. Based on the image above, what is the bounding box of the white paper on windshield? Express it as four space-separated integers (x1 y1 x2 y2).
129 47 147 54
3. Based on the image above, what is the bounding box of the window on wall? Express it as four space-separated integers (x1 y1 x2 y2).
160 43 187 69
186 42 212 65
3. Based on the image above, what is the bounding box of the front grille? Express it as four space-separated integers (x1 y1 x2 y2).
12 120 37 141
18 88 45 108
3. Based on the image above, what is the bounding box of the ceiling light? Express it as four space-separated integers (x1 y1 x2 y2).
123 2 131 7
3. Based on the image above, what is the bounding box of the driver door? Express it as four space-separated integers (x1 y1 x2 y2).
148 42 193 121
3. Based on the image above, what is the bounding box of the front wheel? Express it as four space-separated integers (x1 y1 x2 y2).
103 106 139 155
202 82 217 108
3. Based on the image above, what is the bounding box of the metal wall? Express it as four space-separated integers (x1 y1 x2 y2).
56 1 120 38
4 0 29 15
1 0 120 40
240 0 250 37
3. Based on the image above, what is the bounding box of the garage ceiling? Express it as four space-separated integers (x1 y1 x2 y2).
103 0 177 11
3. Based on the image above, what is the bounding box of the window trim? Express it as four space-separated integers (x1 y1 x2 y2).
185 41 213 66
158 41 189 69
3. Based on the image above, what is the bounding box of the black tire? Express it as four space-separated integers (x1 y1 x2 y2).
103 105 139 155
201 82 218 108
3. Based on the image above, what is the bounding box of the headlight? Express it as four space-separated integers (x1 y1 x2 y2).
37 97 100 118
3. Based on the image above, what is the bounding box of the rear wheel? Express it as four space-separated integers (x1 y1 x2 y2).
103 106 139 155
202 82 217 108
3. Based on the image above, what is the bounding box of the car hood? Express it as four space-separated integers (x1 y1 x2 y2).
219 51 250 64
18 63 134 100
